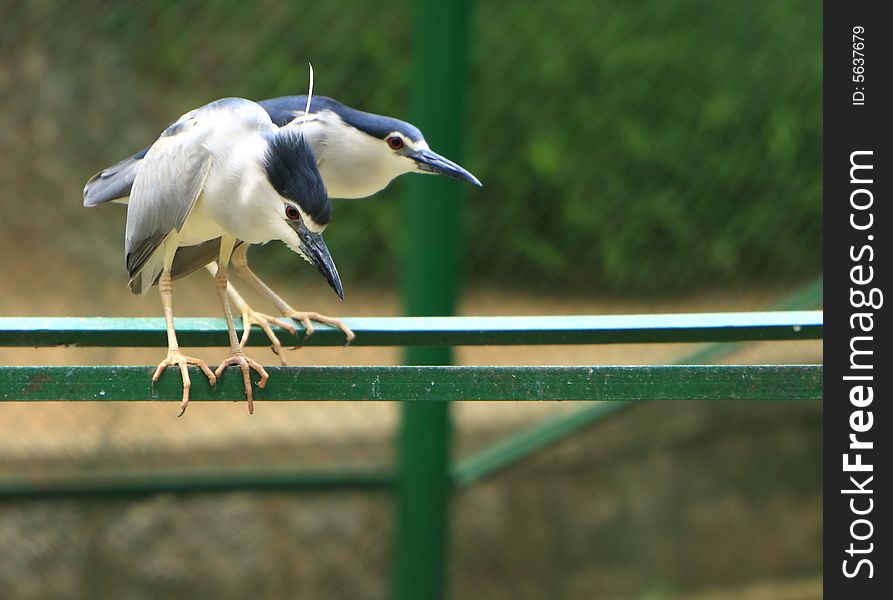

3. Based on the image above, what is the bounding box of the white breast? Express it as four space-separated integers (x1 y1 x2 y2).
197 138 288 245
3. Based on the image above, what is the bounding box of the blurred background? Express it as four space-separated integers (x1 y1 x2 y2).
1 1 821 599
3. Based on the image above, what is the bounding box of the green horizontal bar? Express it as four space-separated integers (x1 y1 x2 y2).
0 468 393 500
0 365 822 402
0 312 823 348
451 279 826 485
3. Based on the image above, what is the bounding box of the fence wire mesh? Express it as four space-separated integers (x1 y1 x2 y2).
1 0 821 598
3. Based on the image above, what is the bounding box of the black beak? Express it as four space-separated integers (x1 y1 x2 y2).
409 148 482 187
289 221 344 300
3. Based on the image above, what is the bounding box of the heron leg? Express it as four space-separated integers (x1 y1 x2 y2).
212 240 269 414
205 262 296 365
230 244 355 345
152 270 217 417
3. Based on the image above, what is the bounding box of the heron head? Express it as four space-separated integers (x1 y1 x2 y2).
264 130 343 300
358 114 482 186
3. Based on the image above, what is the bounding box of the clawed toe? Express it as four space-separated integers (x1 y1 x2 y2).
285 311 355 345
152 351 216 417
215 352 269 414
239 308 298 365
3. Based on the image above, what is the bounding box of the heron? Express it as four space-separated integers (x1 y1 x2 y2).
120 96 341 415
85 94 481 357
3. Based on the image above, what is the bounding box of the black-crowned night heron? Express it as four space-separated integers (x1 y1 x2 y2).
113 96 342 416
84 94 481 357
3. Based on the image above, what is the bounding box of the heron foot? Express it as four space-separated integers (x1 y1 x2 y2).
284 310 355 345
152 351 217 417
215 351 269 415
238 306 297 365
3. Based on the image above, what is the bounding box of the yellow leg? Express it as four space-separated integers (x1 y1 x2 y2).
206 262 297 364
212 240 269 414
230 244 355 344
152 270 216 417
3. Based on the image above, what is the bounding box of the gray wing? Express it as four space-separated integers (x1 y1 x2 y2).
170 239 223 280
125 113 213 293
82 146 149 207
85 98 312 209
137 239 249 289
131 238 226 291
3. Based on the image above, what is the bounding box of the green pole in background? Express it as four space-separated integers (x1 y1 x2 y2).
393 0 472 598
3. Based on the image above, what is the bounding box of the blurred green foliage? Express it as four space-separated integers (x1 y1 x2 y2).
463 0 821 294
2 0 821 296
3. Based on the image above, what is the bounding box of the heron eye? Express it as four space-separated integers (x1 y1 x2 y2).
387 135 404 150
285 205 300 220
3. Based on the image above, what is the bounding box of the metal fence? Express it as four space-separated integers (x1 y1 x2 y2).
1 0 822 598
2 314 823 600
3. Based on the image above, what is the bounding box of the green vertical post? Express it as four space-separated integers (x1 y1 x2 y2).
393 0 472 598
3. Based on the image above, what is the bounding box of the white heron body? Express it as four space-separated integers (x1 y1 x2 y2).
85 95 479 213
85 92 482 414
126 98 331 295
109 94 344 416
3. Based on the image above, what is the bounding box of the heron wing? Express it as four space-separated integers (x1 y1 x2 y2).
85 95 332 206
124 111 213 289
141 239 249 287
130 239 223 292
82 146 149 207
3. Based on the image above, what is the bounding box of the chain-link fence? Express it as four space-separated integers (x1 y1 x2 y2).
1 0 821 598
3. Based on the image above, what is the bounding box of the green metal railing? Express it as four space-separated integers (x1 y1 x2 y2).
448 278 825 488
0 311 822 348
1 311 822 406
1 309 823 599
1 364 821 402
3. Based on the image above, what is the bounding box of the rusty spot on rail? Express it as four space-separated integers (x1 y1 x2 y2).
23 373 51 394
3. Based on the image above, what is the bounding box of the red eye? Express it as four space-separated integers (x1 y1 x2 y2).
285 205 300 220
387 135 404 150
